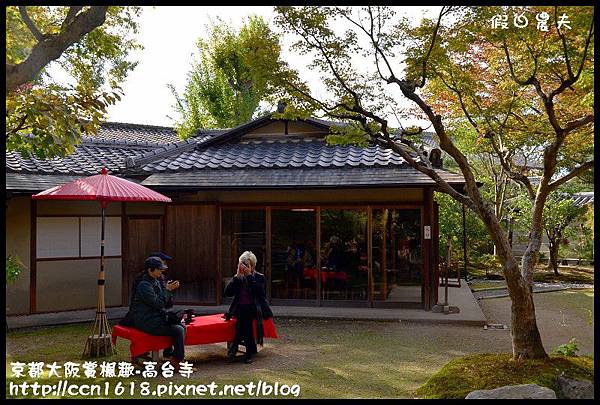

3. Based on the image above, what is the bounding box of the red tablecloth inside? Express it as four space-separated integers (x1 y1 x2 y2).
303 268 348 284
112 313 278 358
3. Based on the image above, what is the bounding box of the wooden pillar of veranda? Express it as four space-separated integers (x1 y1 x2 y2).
423 188 434 310
432 201 440 306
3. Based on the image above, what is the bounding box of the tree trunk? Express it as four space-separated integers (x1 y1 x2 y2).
478 204 548 360
506 263 548 360
547 240 560 276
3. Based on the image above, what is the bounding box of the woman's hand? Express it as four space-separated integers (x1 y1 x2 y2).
165 280 180 291
237 262 251 277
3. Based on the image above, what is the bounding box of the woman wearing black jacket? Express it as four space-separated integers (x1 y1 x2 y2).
129 256 185 369
224 251 273 364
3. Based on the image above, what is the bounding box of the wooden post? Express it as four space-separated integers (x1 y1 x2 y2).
433 202 440 305
390 213 396 283
30 199 37 314
216 206 222 305
461 203 467 286
266 207 272 302
423 188 433 310
381 209 388 301
367 206 373 307
316 206 321 306
121 202 127 306
445 235 452 303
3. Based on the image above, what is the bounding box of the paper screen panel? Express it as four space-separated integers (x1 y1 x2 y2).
80 217 122 257
36 217 80 258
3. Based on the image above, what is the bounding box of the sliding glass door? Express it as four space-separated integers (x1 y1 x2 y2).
221 209 266 302
220 205 425 308
320 209 368 302
271 209 317 302
372 208 422 304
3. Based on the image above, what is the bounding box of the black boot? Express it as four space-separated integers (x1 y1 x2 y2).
163 346 174 358
227 344 238 363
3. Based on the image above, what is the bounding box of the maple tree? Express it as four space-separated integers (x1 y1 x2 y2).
272 6 594 359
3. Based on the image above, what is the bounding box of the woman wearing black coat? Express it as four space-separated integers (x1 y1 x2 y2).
224 251 273 364
129 256 185 369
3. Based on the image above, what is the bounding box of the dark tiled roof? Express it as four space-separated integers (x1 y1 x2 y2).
307 117 348 128
6 173 86 192
87 122 180 145
6 119 468 191
124 133 217 169
136 138 412 173
6 172 141 192
571 191 594 207
5 122 225 176
85 122 227 145
141 167 466 189
6 143 157 175
419 132 438 149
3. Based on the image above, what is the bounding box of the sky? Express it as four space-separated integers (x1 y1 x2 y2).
102 6 443 128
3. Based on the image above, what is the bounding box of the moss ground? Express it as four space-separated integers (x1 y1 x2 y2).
414 353 594 399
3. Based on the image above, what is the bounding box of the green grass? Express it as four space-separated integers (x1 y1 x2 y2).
414 353 594 399
6 287 595 399
469 281 506 291
533 266 594 284
5 319 459 399
466 264 594 284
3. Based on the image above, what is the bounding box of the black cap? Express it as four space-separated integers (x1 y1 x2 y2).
150 251 172 261
145 256 168 270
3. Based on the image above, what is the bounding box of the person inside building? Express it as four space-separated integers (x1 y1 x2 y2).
223 251 273 364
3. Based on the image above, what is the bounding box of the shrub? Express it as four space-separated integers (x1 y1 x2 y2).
6 255 24 284
552 338 579 357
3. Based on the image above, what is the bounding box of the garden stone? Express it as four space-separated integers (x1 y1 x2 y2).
465 384 556 399
557 375 594 399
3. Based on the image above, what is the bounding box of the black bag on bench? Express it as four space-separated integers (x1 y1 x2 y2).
166 310 184 326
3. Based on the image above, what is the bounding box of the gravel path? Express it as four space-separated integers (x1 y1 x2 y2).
478 289 594 356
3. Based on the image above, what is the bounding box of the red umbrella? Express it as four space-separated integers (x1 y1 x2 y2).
33 168 171 357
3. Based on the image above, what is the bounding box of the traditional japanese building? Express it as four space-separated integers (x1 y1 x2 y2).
6 113 469 315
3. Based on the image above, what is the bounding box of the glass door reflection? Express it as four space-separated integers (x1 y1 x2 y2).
320 209 368 301
221 209 266 302
372 209 422 303
271 209 317 301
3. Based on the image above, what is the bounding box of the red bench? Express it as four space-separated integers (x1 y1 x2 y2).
112 313 278 361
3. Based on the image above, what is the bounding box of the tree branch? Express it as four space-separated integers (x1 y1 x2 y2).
417 6 452 88
555 6 574 79
547 161 594 191
574 12 594 80
563 114 594 135
6 6 109 93
488 134 536 200
18 6 45 42
61 6 85 30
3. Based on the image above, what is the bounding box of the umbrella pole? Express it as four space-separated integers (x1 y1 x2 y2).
83 204 115 357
